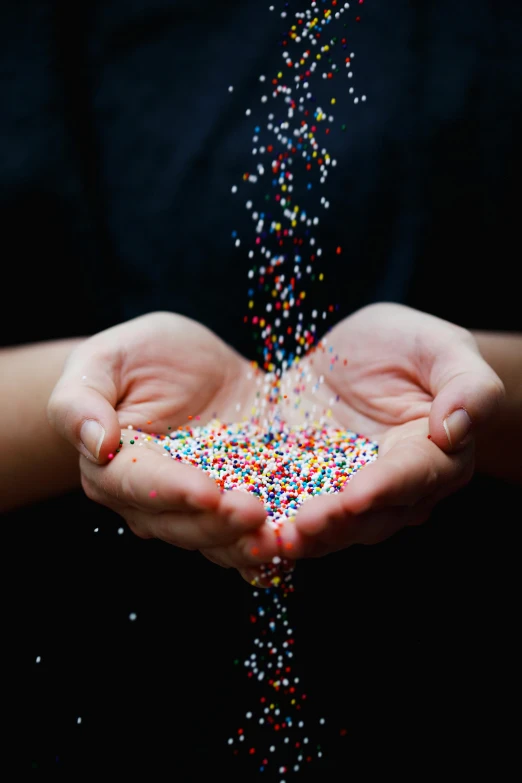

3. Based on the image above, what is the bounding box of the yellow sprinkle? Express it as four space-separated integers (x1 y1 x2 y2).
319 273 324 281
249 300 254 308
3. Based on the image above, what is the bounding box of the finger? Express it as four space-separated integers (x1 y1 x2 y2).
295 432 472 535
47 342 122 463
81 446 223 513
124 506 262 550
217 486 268 528
291 492 437 558
428 337 505 453
200 550 231 569
210 522 281 571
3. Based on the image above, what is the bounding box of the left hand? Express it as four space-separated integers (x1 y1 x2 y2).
238 303 504 577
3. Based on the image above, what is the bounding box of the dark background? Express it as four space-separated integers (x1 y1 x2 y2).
1 1 520 778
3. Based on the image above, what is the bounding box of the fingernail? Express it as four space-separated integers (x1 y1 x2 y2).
443 408 472 448
80 419 105 460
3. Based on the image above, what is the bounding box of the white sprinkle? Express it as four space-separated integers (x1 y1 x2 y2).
129 613 137 622
36 656 41 663
118 527 124 535
77 717 82 725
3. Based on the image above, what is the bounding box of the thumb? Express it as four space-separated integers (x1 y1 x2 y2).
428 336 505 453
47 345 122 463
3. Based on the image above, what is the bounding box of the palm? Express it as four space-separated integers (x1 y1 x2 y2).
98 312 259 431
284 305 435 452
266 303 498 561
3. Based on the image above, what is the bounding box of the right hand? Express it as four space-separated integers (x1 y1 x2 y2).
47 312 279 568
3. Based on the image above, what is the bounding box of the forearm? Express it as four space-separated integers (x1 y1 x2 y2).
0 338 86 512
472 330 522 485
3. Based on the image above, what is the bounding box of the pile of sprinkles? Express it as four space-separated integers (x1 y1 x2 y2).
165 420 376 532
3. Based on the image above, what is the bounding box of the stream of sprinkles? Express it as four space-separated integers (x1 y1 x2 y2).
213 1 372 776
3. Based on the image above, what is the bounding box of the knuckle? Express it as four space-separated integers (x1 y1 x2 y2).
126 518 153 540
119 469 141 508
486 375 506 409
81 474 101 504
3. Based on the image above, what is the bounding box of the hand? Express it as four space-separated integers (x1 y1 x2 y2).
47 312 278 566
267 303 505 561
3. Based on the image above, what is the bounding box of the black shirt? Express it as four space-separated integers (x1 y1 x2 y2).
2 1 520 777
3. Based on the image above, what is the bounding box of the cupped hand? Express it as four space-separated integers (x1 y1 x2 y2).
269 303 505 561
47 312 278 565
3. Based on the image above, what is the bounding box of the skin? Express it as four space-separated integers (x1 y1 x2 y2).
233 303 508 581
47 312 278 562
2 304 518 585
